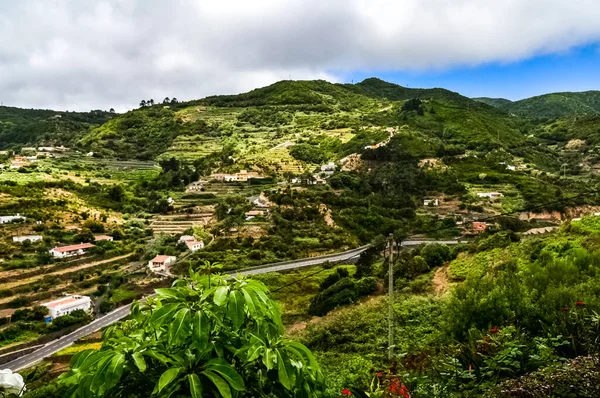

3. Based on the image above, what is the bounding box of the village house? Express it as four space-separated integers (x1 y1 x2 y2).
185 240 204 252
424 199 439 206
148 255 176 273
42 295 91 320
210 170 264 182
10 156 31 169
472 222 488 233
94 235 113 242
477 192 504 199
245 210 266 220
49 243 95 258
21 147 36 153
0 214 25 224
13 235 43 243
186 180 209 192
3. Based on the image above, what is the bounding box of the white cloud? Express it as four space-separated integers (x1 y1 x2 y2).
0 0 600 111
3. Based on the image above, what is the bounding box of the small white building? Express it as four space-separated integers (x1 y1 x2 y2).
148 255 176 273
94 235 113 242
13 235 43 243
424 199 439 206
49 243 95 258
185 240 204 252
42 295 92 320
0 214 26 224
477 192 504 199
321 162 336 172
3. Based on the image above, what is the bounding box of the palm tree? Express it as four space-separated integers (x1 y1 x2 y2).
148 99 155 106
163 97 170 104
139 100 146 108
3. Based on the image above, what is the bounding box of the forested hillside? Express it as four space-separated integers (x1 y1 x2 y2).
0 106 113 150
475 90 600 119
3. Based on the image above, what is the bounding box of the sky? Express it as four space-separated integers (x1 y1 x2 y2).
1 0 600 112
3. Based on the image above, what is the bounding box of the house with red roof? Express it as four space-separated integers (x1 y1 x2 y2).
49 243 95 258
148 255 176 273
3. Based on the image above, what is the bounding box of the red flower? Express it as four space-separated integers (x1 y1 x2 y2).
576 301 585 307
377 372 383 377
563 306 569 311
341 389 352 396
489 327 499 333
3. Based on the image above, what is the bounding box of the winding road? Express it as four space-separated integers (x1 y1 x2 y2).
3 240 462 371
3 245 370 371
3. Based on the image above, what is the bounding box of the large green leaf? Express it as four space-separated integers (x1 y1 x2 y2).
214 286 229 306
157 367 182 394
132 351 147 372
169 308 191 346
276 350 293 390
202 370 232 398
193 311 210 351
205 358 245 391
228 290 244 328
156 287 186 300
90 352 117 393
149 303 181 327
188 373 203 398
103 352 125 392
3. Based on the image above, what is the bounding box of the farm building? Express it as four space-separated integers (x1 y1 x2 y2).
321 162 336 172
49 243 95 258
13 235 43 243
187 180 209 192
477 192 504 199
424 199 439 206
42 295 92 320
472 222 488 233
94 235 113 242
185 240 204 252
0 214 26 224
245 210 266 220
148 255 176 273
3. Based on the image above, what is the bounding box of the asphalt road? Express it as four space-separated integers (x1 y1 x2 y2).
4 241 456 371
3 245 369 372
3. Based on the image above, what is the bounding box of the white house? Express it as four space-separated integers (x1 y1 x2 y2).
185 240 204 252
248 193 270 208
49 243 95 258
477 192 504 199
0 214 25 224
148 255 176 273
13 235 43 243
94 235 113 242
424 199 439 206
42 295 92 320
321 162 336 172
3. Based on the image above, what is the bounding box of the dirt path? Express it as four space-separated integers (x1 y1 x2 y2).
432 265 451 296
3 253 134 290
320 204 337 228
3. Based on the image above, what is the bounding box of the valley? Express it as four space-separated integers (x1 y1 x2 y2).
2 78 600 397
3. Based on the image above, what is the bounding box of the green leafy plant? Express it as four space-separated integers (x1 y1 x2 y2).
59 266 324 397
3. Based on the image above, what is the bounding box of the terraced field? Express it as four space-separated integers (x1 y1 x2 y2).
149 213 214 235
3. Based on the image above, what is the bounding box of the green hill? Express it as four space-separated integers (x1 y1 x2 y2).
0 106 113 150
476 91 600 119
472 97 513 108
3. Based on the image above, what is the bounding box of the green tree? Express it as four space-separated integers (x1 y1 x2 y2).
59 267 324 397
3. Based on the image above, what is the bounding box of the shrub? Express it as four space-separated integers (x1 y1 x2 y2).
356 277 378 296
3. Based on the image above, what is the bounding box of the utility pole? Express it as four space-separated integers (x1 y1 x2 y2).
388 233 394 361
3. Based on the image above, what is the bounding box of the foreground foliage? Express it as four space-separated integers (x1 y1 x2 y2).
59 266 324 397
